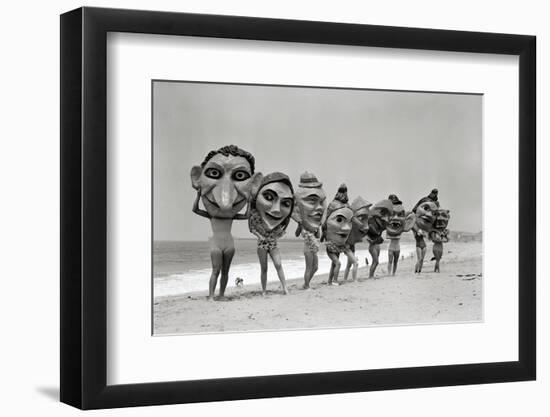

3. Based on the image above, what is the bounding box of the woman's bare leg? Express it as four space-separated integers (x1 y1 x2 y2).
208 248 223 299
309 252 320 287
369 244 380 278
433 242 443 273
269 248 288 294
344 248 358 281
311 253 318 280
257 247 269 294
392 250 400 275
326 251 341 285
343 259 352 281
327 263 335 284
415 247 426 273
303 251 313 289
219 247 235 298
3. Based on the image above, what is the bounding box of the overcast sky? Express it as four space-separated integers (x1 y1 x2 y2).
153 81 482 241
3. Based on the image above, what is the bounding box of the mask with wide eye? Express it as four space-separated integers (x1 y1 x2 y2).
254 182 294 231
190 151 260 219
325 207 354 245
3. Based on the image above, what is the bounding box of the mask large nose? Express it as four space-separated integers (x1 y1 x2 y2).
341 222 352 233
269 200 281 216
212 176 238 211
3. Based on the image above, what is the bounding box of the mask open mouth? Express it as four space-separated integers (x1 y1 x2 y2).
388 220 402 230
435 220 448 229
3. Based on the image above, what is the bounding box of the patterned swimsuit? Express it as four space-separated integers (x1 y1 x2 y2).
301 229 321 253
325 240 347 255
248 209 286 251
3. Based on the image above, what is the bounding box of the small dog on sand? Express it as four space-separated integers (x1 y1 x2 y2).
235 277 244 288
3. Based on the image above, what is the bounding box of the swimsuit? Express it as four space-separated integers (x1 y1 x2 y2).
248 209 286 251
366 230 384 245
325 240 347 255
301 229 320 253
415 232 426 249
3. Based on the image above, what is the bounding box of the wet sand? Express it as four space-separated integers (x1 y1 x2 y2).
153 241 482 335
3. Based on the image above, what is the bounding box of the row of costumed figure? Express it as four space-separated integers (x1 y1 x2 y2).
191 145 450 299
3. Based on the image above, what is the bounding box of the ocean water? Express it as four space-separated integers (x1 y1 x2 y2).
154 238 416 298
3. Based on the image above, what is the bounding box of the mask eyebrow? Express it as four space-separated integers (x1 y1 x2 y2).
228 164 252 173
202 161 224 171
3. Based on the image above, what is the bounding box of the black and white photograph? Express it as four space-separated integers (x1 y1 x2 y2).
153 80 483 335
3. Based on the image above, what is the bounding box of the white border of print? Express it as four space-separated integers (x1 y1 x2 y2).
106 32 518 385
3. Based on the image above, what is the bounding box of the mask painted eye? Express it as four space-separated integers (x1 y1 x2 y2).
232 170 251 181
262 190 275 201
282 199 292 208
204 168 221 179
336 215 345 223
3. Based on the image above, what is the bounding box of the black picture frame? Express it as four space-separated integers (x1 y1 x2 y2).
60 6 536 410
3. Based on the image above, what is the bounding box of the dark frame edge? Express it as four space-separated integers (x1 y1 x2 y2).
60 7 84 409
518 35 536 380
87 360 534 410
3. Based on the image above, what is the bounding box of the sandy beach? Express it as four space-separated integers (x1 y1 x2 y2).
153 241 482 335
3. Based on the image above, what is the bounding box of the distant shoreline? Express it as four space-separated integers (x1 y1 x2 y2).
154 230 482 244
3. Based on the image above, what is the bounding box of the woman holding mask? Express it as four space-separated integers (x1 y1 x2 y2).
248 172 295 295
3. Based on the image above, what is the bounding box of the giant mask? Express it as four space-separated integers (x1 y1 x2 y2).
433 209 450 231
324 184 354 246
347 196 372 245
252 172 294 231
190 145 262 219
429 208 451 243
386 204 416 238
367 199 393 237
292 172 327 233
415 200 438 232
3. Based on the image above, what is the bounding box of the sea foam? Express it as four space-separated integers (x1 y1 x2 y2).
154 244 415 298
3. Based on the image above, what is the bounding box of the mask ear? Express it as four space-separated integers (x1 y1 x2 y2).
190 166 202 190
403 212 416 231
249 172 263 199
291 201 302 223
